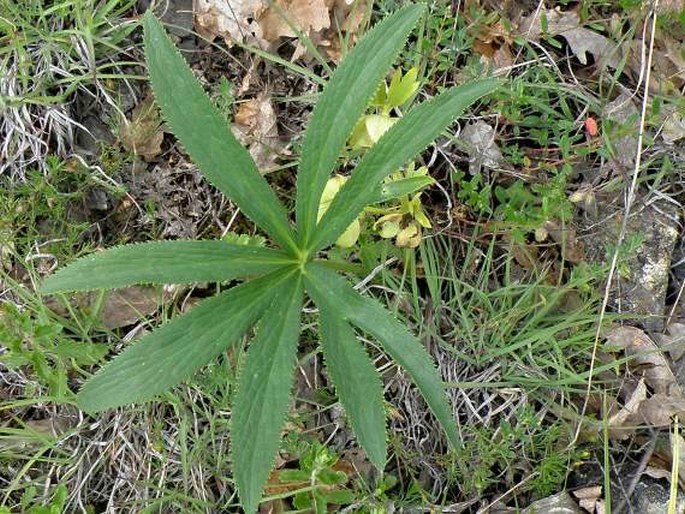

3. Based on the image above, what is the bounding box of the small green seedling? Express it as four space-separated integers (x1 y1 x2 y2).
272 442 355 513
0 484 68 514
40 6 499 512
0 303 108 400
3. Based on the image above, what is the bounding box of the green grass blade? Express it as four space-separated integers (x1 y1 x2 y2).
318 303 387 468
311 79 501 252
231 274 304 514
295 4 425 246
40 241 293 294
304 263 460 449
143 12 297 253
76 267 297 412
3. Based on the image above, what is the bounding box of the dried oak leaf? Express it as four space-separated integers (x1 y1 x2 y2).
518 8 622 69
608 381 685 436
522 491 584 514
572 486 603 514
607 378 647 439
606 326 681 396
259 0 330 41
0 416 73 452
489 45 515 72
661 106 685 145
653 322 685 362
471 20 514 69
232 92 282 173
194 0 366 61
193 0 266 46
633 393 685 426
290 0 368 62
627 32 685 93
459 120 505 173
119 95 165 161
605 326 685 432
47 285 164 330
541 221 586 264
100 286 165 329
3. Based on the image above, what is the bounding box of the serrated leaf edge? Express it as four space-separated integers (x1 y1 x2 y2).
231 273 304 513
318 306 387 469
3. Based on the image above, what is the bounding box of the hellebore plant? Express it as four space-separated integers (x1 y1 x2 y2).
41 5 499 512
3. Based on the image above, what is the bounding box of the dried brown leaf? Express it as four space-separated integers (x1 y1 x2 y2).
490 45 515 71
543 221 585 264
259 0 330 41
511 242 539 271
119 95 165 161
263 469 308 496
569 185 598 217
627 31 685 93
573 485 603 513
473 39 495 58
193 0 266 46
632 393 685 426
460 120 505 173
573 485 603 500
608 378 647 439
232 93 281 173
0 416 73 451
653 322 685 362
522 491 583 514
560 26 619 68
100 286 164 329
47 286 164 329
288 0 367 62
660 105 685 145
643 465 673 481
605 327 685 434
193 0 363 61
293 27 340 61
258 498 288 514
606 326 681 396
595 500 606 514
518 8 622 69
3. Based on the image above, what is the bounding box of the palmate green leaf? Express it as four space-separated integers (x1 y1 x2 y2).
231 274 304 514
77 267 297 412
41 9 493 514
318 304 387 468
311 79 502 253
142 12 297 254
304 263 461 449
40 241 293 294
295 4 425 246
